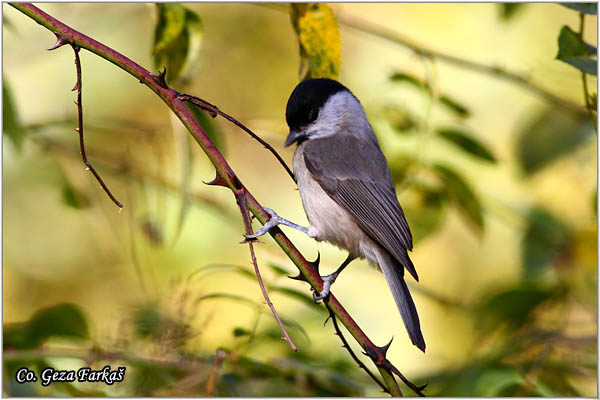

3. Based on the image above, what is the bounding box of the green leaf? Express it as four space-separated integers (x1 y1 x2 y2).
186 103 223 152
499 3 526 20
522 208 571 279
4 303 89 350
61 179 91 209
433 164 484 233
389 72 470 117
556 25 597 75
515 107 594 175
189 264 256 281
267 263 292 276
436 128 496 162
233 327 250 337
3 78 25 151
131 304 189 345
477 284 560 331
383 106 419 133
153 4 204 83
560 56 597 75
172 131 194 246
389 71 428 91
198 293 259 307
560 3 597 15
290 4 341 79
438 95 471 118
401 184 447 243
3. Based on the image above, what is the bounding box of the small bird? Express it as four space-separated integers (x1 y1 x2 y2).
247 78 425 352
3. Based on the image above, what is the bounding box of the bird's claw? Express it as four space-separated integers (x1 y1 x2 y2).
244 207 279 239
312 272 338 301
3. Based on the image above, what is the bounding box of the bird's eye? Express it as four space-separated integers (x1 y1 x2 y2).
308 108 319 123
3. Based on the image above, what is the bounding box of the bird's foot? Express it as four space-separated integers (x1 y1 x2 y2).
244 207 308 239
244 208 279 239
313 272 339 301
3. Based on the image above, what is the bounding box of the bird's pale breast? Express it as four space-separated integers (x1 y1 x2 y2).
293 142 377 261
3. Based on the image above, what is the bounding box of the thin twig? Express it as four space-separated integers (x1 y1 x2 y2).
71 45 123 209
335 11 582 112
178 94 296 182
577 13 597 132
383 360 427 397
257 4 581 112
204 349 227 396
236 190 298 352
324 303 389 394
3 347 209 371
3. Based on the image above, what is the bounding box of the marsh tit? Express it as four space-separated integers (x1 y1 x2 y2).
247 78 425 352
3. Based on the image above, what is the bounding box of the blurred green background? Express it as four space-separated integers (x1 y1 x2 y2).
2 3 597 397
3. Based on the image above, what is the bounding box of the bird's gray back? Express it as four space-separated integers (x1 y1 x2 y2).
300 132 418 281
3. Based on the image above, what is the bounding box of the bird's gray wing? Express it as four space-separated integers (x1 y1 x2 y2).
303 134 418 281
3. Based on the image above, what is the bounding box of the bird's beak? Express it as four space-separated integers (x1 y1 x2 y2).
284 130 304 147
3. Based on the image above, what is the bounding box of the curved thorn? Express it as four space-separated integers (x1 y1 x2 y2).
47 33 69 50
377 336 394 357
150 67 168 88
309 251 321 273
203 173 228 187
288 274 307 282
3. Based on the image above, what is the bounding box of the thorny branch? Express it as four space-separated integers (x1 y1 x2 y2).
236 190 298 352
70 44 123 209
178 94 296 182
10 3 426 396
324 303 389 394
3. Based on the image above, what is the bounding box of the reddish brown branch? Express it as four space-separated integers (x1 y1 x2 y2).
72 45 123 209
236 189 298 352
178 94 296 182
324 302 389 394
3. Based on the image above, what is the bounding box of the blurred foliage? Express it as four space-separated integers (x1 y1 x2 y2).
2 78 25 151
514 106 594 175
153 4 204 84
556 25 597 75
4 303 89 351
290 3 341 80
435 128 496 163
560 3 598 15
3 2 597 397
498 3 527 21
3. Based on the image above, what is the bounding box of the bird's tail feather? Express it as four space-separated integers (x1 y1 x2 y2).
377 251 426 352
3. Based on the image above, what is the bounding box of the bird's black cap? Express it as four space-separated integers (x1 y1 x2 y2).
285 78 349 132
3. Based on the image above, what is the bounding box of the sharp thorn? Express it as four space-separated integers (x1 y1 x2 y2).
47 34 70 51
202 173 228 187
376 336 394 357
288 274 307 282
84 167 90 171
309 251 321 272
150 67 169 88
74 128 80 132
71 82 81 92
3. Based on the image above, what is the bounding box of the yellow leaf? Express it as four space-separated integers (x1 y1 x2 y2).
291 4 341 80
